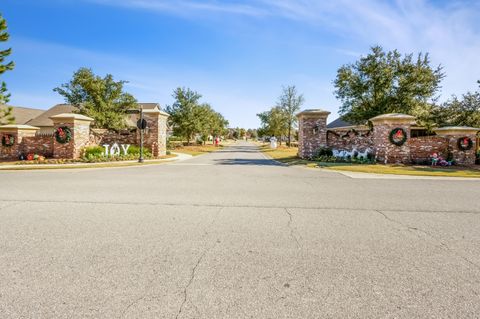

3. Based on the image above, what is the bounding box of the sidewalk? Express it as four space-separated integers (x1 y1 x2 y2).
0 152 193 170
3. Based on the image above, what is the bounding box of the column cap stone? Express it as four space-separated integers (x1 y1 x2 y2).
0 124 40 131
143 109 170 117
370 113 416 125
49 113 94 122
296 109 331 118
434 126 480 135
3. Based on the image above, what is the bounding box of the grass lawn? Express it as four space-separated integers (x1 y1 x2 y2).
258 144 309 165
258 144 480 178
325 164 480 178
0 158 176 170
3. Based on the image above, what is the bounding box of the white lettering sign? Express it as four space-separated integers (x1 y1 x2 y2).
103 143 131 156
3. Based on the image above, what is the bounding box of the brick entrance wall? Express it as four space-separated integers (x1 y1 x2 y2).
296 111 479 165
297 109 330 159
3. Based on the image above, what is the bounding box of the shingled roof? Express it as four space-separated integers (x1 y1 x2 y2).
0 104 45 125
26 104 77 127
326 117 353 129
25 102 163 128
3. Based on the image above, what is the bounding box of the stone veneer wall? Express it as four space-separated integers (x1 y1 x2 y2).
51 115 94 159
89 129 137 146
326 129 373 152
408 136 448 164
143 112 168 157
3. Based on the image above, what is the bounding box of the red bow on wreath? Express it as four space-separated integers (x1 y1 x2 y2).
395 130 404 139
463 137 469 145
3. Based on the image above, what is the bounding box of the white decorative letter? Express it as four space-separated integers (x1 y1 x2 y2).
110 143 121 156
121 144 131 156
103 144 110 156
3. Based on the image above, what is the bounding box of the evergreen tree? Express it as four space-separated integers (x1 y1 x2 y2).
0 13 15 125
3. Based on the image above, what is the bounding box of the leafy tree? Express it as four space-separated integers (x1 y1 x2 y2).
277 85 304 146
165 87 204 145
433 81 480 128
247 128 258 139
257 106 288 145
0 13 15 125
334 46 444 126
197 103 229 144
54 68 137 130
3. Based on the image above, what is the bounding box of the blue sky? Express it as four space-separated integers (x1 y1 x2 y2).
1 0 480 128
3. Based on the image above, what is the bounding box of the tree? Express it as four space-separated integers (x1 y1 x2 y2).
433 81 480 128
334 46 444 126
257 106 288 145
165 87 203 145
197 103 229 144
277 85 304 146
0 13 15 125
54 68 137 130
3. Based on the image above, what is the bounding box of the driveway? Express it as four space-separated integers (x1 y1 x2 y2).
1 141 479 318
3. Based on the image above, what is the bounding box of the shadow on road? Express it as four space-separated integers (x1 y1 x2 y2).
213 158 284 166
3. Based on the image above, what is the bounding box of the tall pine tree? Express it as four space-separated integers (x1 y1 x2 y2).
0 13 15 125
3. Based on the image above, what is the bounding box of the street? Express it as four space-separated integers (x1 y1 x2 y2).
1 141 479 318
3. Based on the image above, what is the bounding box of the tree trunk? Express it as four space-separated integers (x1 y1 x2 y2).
288 124 292 147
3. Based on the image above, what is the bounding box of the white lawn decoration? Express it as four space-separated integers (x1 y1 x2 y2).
333 147 372 159
103 143 131 156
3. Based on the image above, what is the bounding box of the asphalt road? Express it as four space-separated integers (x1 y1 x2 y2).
1 141 479 318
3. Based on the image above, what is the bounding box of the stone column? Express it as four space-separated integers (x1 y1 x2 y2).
296 109 331 159
370 113 416 164
0 125 40 160
434 127 479 165
50 113 94 159
142 109 169 157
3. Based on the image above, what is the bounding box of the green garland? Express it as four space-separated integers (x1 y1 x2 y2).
457 137 473 151
389 128 407 146
1 134 15 147
55 126 72 144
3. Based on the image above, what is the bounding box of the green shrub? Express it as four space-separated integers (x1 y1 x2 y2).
168 136 184 142
83 146 105 158
127 145 152 156
315 147 333 157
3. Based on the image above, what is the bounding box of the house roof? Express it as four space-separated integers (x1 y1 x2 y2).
327 117 353 129
0 104 45 125
26 104 77 127
22 102 164 128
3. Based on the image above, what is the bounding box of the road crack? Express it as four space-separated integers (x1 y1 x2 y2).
284 208 301 249
376 210 480 272
175 207 222 319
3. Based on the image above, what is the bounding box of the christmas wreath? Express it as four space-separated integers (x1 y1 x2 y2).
55 126 72 144
457 137 473 151
1 134 15 147
389 128 407 146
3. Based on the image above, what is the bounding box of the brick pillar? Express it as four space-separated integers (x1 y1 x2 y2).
142 109 169 158
434 127 479 165
296 109 330 159
370 113 416 164
0 125 40 160
50 113 94 159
